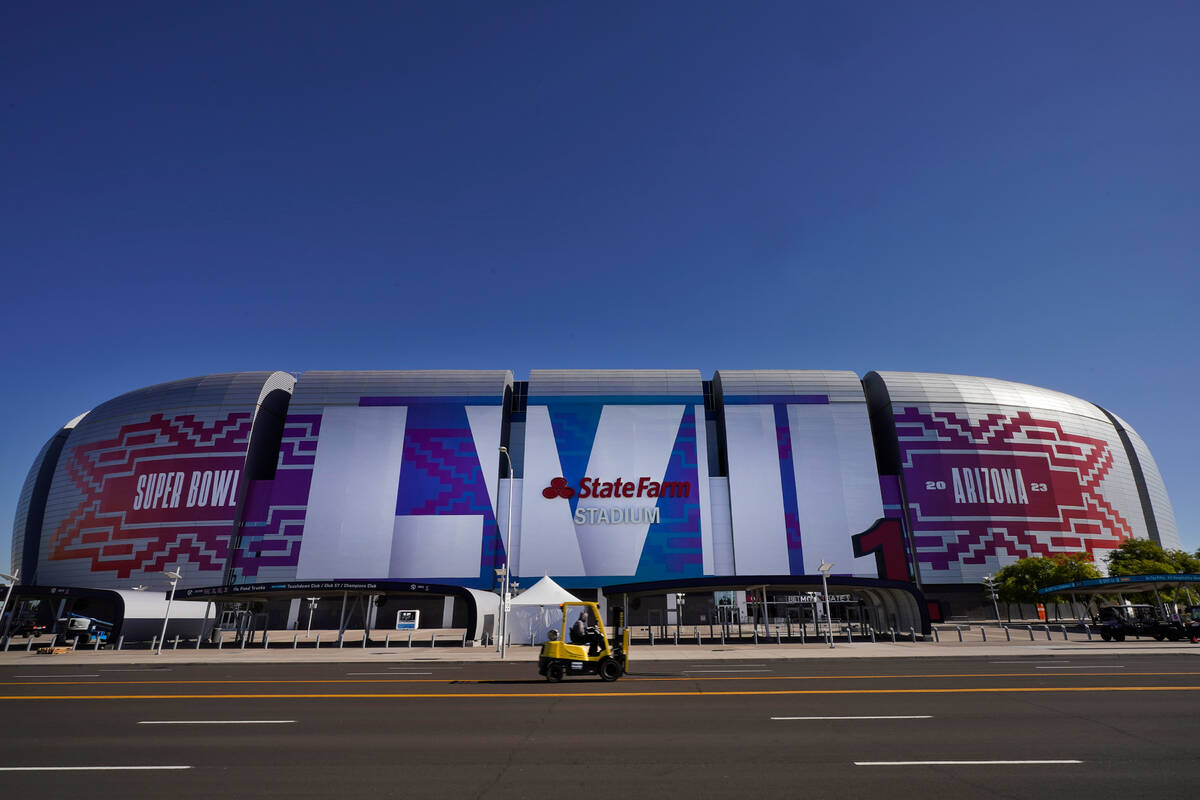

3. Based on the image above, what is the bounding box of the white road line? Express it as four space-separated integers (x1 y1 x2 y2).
13 674 100 678
855 760 1082 766
0 766 192 771
346 672 432 676
1036 665 1124 669
99 668 172 673
686 663 768 667
136 724 292 729
682 669 772 674
989 661 1065 664
773 716 932 721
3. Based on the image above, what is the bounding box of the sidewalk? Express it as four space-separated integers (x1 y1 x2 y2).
2 626 1198 666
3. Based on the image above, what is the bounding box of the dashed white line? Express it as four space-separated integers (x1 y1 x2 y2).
346 672 432 676
136 724 292 729
13 674 100 678
0 766 192 771
682 669 772 674
772 719 931 724
1036 665 1124 669
855 760 1082 766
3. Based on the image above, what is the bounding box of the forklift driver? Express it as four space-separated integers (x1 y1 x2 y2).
570 609 604 656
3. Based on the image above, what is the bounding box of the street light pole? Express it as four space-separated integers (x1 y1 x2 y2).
0 570 19 644
983 575 1001 622
306 597 319 633
157 569 182 655
818 562 835 649
499 446 515 660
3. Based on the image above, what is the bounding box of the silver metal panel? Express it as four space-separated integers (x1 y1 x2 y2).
873 371 1108 422
1108 411 1181 551
528 370 702 397
714 370 866 402
288 370 513 407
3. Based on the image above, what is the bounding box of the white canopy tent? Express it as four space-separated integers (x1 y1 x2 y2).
507 576 580 646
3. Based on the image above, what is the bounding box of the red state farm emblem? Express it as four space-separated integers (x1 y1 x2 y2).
542 477 575 499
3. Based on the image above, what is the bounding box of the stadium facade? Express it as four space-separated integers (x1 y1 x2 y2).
10 370 1179 628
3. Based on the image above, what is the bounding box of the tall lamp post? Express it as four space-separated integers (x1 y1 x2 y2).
982 575 1001 622
0 569 19 644
157 569 183 655
817 561 835 649
498 446 515 659
306 597 319 633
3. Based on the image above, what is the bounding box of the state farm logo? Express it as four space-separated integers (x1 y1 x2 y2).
541 476 690 499
542 477 576 499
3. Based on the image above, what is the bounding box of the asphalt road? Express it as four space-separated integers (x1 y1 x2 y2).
2 653 1198 799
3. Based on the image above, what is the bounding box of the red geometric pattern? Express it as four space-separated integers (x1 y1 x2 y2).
895 407 1134 572
50 412 252 578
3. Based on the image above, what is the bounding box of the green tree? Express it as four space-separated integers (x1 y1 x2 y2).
1166 549 1200 575
994 557 1057 620
1106 538 1176 576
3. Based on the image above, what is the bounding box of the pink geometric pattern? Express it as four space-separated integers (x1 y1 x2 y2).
895 407 1133 572
50 412 251 578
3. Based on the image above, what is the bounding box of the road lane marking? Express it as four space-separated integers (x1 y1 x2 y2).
0 766 192 771
138 720 295 725
855 760 1081 766
346 672 432 676
100 669 172 673
683 670 773 674
773 715 932 720
2 670 1193 687
1036 666 1125 669
13 675 100 678
3 686 1199 701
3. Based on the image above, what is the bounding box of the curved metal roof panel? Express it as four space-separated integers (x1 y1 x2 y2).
528 369 702 398
288 370 513 406
714 370 866 402
870 371 1106 421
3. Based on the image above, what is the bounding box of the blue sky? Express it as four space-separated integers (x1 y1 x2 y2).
3 2 1197 573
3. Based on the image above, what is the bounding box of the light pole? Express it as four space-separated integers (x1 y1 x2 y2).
817 561 835 649
157 569 182 655
498 446 515 659
306 597 319 633
0 570 19 644
982 575 1001 622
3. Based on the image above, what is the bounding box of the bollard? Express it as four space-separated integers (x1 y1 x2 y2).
1061 625 1068 641
980 627 987 642
719 627 724 646
1086 626 1093 641
932 627 938 643
1027 625 1034 641
777 628 782 645
217 634 223 650
195 633 202 650
1004 625 1011 642
151 635 157 652
674 629 679 646
956 626 963 643
753 628 758 645
697 630 702 646
337 634 344 649
801 625 806 645
71 638 78 651
1044 625 1052 642
3 637 9 652
117 634 124 651
890 628 896 644
293 634 299 649
94 636 101 651
362 632 368 649
462 632 467 648
408 631 413 648
26 637 34 652
431 634 436 648
314 633 320 649
649 629 654 646
530 631 534 646
385 634 391 649
241 633 248 650
786 619 791 639
173 634 180 650
263 633 270 649
909 627 915 642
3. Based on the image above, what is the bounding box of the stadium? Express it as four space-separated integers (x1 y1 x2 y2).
7 369 1179 642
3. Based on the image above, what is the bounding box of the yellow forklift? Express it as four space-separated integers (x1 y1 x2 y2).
538 601 630 682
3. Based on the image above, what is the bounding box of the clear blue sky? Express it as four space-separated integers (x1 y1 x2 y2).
3 2 1197 573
